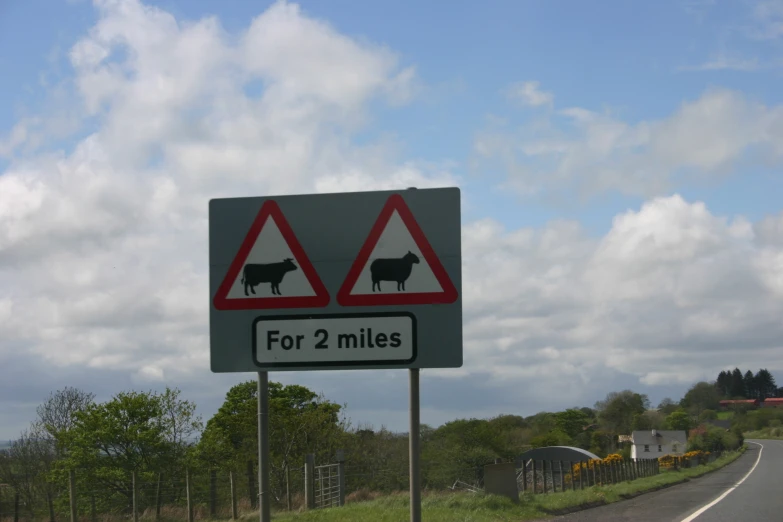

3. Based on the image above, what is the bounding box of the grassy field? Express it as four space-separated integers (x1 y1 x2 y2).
745 426 783 439
716 411 734 420
254 447 748 521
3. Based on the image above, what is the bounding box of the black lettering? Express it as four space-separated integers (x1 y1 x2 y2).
296 335 304 349
314 329 328 349
267 330 279 350
338 333 358 349
367 328 374 348
360 328 366 348
389 332 401 348
375 332 388 348
281 335 295 350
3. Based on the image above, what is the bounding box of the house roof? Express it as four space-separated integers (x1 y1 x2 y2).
764 398 783 403
631 430 687 446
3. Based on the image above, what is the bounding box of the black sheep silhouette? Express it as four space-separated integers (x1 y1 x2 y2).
370 251 420 292
241 258 298 296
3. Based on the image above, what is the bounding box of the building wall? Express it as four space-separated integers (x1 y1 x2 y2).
631 442 684 459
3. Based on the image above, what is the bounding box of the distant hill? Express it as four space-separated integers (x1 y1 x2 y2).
0 440 12 451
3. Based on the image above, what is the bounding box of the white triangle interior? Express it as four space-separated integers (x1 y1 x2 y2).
225 215 317 299
348 210 443 295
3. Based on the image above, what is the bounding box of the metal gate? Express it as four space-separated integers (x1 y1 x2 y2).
314 463 340 508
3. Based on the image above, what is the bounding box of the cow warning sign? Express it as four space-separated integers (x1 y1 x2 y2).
337 193 459 307
212 200 329 310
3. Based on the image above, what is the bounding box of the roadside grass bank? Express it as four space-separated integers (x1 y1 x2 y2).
250 446 748 521
744 427 783 439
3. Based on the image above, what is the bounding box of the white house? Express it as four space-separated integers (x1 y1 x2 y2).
630 429 687 460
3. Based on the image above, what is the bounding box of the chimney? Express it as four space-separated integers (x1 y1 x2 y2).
651 429 658 437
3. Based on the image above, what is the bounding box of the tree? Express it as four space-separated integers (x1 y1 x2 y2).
755 369 777 399
198 380 346 502
595 391 649 434
657 398 678 415
57 391 176 513
744 370 757 400
730 368 745 398
665 410 691 431
633 410 665 430
716 371 732 397
680 382 721 415
555 409 590 439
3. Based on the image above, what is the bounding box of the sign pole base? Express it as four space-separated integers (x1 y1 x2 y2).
409 368 421 522
258 371 271 522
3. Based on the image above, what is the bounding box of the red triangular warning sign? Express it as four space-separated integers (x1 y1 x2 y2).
337 194 458 306
213 200 330 311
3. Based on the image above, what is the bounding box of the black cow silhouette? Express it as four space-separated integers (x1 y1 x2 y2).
370 251 420 292
241 258 298 296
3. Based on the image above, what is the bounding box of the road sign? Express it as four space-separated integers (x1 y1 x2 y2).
212 200 330 310
209 187 462 372
336 193 459 306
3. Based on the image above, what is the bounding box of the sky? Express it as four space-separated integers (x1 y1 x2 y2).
1 0 783 440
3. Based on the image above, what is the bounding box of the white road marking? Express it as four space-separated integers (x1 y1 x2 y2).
679 441 764 522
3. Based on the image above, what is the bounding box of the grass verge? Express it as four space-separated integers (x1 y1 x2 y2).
257 446 748 522
744 427 783 439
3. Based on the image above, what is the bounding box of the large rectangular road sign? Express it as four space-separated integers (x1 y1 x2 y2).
208 187 462 372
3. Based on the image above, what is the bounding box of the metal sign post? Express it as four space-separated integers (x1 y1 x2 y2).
209 187 462 522
257 372 270 522
409 368 421 522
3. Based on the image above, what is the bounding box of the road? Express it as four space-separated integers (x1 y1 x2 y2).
546 440 780 522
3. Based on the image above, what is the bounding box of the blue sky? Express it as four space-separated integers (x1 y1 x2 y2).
1 0 783 438
4 0 782 234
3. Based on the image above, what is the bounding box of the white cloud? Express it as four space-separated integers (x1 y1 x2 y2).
677 53 762 72
751 0 783 40
475 88 783 198
2 0 783 438
505 81 554 107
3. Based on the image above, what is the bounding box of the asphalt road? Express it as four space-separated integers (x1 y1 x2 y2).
546 440 779 522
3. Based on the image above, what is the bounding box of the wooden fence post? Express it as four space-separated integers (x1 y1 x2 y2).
155 472 162 521
247 460 256 509
558 461 565 492
337 450 346 507
542 461 548 493
186 468 194 522
569 461 575 491
14 490 20 522
229 471 238 520
210 469 217 518
521 459 527 493
132 470 138 522
304 454 315 510
69 469 77 522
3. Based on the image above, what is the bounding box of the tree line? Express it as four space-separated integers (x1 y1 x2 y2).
714 368 779 400
1 369 777 518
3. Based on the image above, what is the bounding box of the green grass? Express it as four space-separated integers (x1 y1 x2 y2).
251 447 748 521
716 411 734 420
745 426 783 439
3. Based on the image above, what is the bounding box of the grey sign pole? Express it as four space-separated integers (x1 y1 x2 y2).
409 368 421 522
258 371 271 522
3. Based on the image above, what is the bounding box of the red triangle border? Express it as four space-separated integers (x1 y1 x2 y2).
336 193 458 306
213 200 330 311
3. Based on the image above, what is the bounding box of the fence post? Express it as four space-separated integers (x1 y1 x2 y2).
14 490 20 522
69 469 77 522
558 461 565 492
132 470 138 522
247 460 256 509
285 465 291 511
542 461 548 493
569 461 575 491
579 462 584 490
337 449 346 507
229 471 238 520
521 460 527 493
304 453 315 510
155 472 162 521
531 460 537 494
186 468 194 522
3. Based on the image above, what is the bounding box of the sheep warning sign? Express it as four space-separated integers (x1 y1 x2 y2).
212 200 330 311
336 194 459 307
209 187 461 373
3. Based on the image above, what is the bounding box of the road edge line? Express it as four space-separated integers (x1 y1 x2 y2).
678 441 763 522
